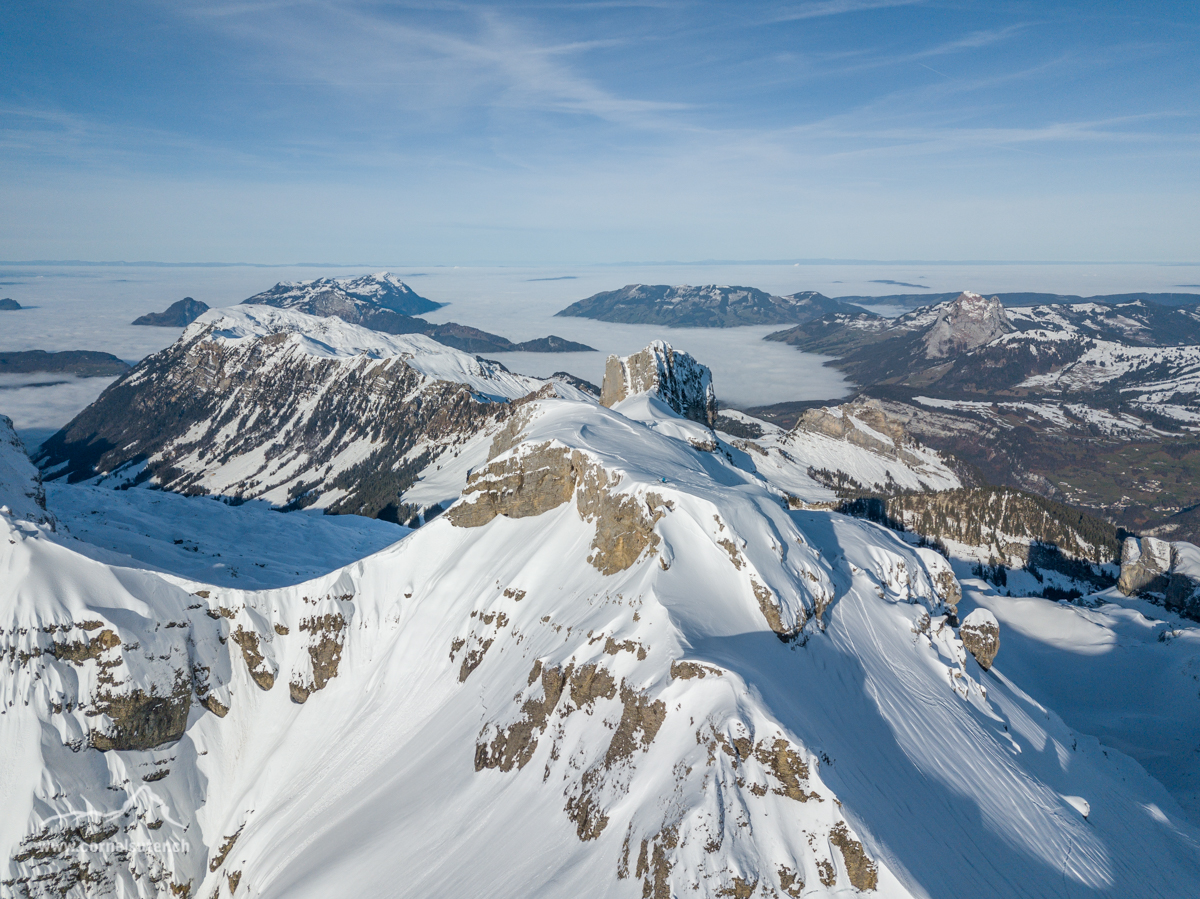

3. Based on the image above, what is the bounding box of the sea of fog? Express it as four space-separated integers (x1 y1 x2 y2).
1 260 1197 446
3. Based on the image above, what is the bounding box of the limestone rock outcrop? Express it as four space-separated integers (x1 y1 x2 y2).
1165 542 1200 620
922 292 1011 359
600 341 717 426
960 608 1000 670
1118 536 1173 596
447 441 669 575
795 398 916 461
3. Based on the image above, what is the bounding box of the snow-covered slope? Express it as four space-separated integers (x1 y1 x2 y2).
35 307 546 520
43 482 406 589
959 576 1200 823
0 413 55 528
4 385 1199 899
716 401 961 503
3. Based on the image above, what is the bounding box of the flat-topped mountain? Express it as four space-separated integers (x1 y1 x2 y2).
131 297 210 327
0 298 21 311
0 350 130 376
556 284 858 327
245 272 594 354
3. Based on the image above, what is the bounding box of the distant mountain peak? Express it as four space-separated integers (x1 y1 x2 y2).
556 284 852 327
245 272 444 317
922 291 1011 359
132 297 209 327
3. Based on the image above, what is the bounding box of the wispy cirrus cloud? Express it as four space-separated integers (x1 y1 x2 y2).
763 0 925 23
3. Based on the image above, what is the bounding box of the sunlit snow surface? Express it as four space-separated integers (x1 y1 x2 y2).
3 387 1200 898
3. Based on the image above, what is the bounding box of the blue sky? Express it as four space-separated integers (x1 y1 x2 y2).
1 1 1197 263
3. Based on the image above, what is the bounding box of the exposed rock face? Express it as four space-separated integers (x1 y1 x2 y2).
1114 537 1200 619
1119 536 1173 595
1165 543 1200 620
446 443 579 527
960 608 1000 670
0 414 56 528
289 612 347 703
132 297 210 327
795 397 921 463
600 341 717 427
922 292 1011 359
36 306 539 519
447 441 668 574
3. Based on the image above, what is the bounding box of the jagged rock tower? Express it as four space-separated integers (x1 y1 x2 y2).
600 340 717 427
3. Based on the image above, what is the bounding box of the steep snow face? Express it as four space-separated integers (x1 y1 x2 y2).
5 390 1199 899
0 414 54 528
243 271 442 316
600 340 717 427
922 292 1012 359
35 307 543 519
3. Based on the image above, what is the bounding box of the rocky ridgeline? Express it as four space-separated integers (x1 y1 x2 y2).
1119 536 1200 619
35 306 542 522
600 340 717 427
796 398 931 469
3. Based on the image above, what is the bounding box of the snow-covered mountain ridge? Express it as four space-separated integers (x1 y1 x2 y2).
34 307 551 522
244 272 445 317
5 375 1200 898
243 272 595 354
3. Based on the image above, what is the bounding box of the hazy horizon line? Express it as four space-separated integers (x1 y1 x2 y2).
4 258 1199 269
